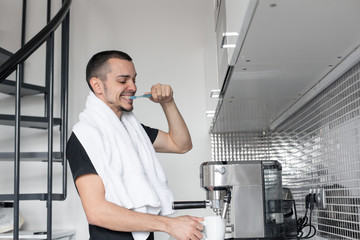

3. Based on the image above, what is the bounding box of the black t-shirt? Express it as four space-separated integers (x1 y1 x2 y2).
66 124 158 240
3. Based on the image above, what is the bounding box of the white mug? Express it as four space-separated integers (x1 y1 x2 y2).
201 216 226 240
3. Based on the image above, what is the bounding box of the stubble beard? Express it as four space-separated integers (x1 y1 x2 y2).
104 83 133 113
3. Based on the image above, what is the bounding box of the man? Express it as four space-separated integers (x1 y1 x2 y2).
66 50 203 240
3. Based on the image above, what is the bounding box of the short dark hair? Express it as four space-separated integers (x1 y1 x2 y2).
86 50 133 91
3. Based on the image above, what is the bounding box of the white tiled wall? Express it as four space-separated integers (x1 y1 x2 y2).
211 62 360 239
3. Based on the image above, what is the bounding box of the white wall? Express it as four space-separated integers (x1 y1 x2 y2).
1 0 215 239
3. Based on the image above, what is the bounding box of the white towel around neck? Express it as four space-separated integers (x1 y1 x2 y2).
73 92 175 240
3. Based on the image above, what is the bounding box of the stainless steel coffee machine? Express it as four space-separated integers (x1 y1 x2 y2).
173 160 285 240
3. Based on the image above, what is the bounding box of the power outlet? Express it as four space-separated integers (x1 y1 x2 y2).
315 188 326 209
310 188 326 209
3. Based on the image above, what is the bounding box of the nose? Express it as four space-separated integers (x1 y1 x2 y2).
127 80 137 92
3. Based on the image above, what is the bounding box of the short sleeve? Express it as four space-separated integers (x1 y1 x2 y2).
66 132 97 181
141 124 159 143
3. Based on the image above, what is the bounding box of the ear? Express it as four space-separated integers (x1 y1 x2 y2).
90 77 104 95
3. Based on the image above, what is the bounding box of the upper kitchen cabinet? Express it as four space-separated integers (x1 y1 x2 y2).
215 0 257 90
210 0 360 133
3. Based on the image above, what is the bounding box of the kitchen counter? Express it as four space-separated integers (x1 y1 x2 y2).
0 230 75 240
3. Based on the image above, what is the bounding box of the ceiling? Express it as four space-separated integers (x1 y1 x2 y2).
211 0 360 133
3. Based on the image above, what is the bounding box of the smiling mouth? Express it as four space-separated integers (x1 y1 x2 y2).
121 95 134 101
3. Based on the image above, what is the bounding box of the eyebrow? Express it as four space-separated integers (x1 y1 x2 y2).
116 74 130 79
115 73 137 79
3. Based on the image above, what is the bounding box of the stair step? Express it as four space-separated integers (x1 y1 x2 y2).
0 152 62 162
0 114 61 129
0 47 12 66
0 79 47 96
0 193 65 201
0 47 46 95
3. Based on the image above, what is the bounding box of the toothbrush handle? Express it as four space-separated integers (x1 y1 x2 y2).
129 94 152 99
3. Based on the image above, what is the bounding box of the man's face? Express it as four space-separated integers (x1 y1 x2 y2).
100 58 137 116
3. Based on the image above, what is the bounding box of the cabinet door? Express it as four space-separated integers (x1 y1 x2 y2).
216 0 229 90
215 0 258 90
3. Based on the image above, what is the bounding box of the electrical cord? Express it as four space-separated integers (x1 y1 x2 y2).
296 194 317 239
303 194 317 239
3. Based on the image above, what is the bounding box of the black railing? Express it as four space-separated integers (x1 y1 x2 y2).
0 0 71 239
0 0 71 81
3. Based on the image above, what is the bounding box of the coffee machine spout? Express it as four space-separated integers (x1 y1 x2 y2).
221 189 231 219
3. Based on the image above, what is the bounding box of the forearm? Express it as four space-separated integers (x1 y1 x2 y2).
160 99 192 153
85 199 204 240
86 200 170 232
77 174 170 233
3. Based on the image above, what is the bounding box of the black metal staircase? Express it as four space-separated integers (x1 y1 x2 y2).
0 0 71 239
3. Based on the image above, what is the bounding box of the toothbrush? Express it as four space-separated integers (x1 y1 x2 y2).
128 94 152 100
